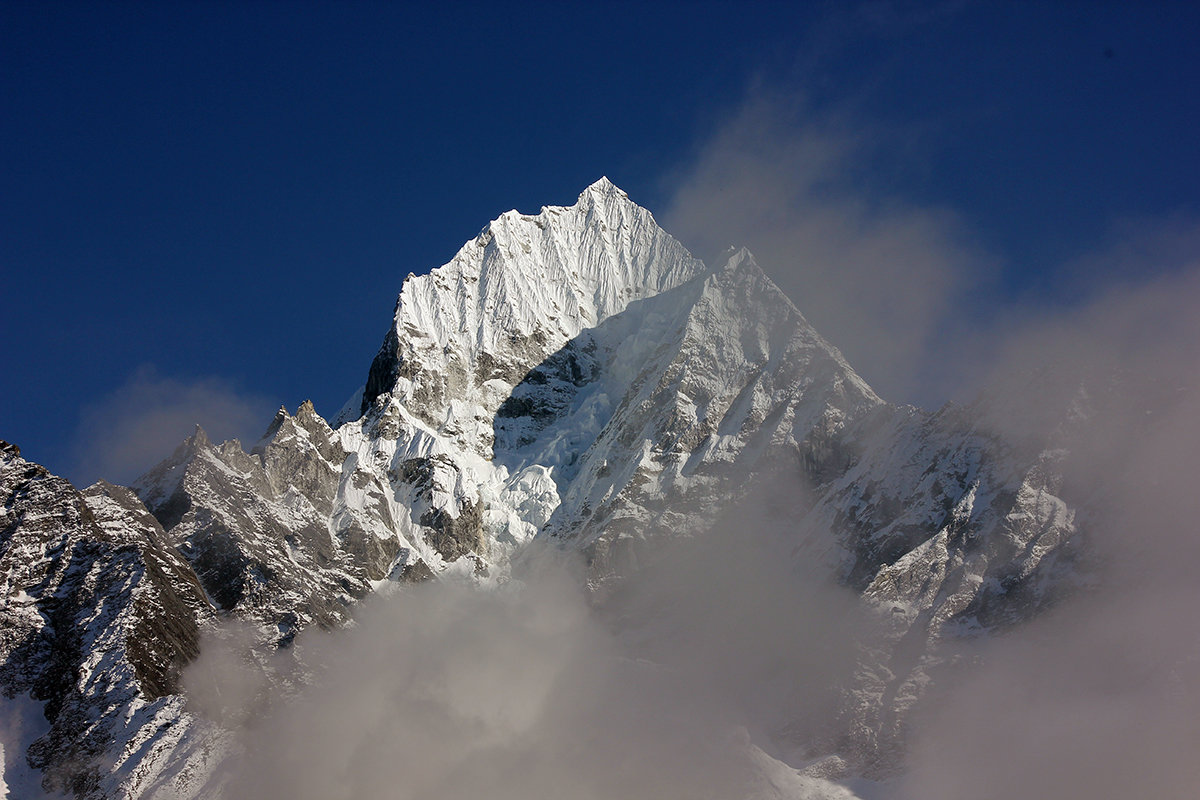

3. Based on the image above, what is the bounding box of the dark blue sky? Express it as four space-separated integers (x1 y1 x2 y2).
3 1 1198 484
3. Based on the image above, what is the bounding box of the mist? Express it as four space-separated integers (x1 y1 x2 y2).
648 88 1200 794
185 483 876 800
661 93 993 406
660 86 1200 797
67 365 273 487
900 258 1200 799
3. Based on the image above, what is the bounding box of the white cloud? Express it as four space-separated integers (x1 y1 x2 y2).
902 235 1200 798
68 366 272 486
189 490 874 799
662 92 994 405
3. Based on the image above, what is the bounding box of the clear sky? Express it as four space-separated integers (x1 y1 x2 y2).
3 1 1198 485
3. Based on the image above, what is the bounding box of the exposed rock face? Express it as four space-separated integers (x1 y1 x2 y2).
132 402 402 646
782 399 1083 774
1 180 1095 796
0 441 217 799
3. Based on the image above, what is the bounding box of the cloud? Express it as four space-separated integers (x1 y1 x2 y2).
68 366 272 487
900 236 1200 798
662 78 1200 792
186 484 875 800
1051 213 1200 303
0 692 59 800
662 92 995 406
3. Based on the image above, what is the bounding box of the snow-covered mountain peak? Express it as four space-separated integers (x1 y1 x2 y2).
358 180 707 453
0 180 1100 797
721 244 754 265
711 246 767 287
461 176 702 324
706 248 878 400
582 174 621 195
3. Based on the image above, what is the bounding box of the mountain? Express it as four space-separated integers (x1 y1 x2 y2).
0 442 218 798
1 180 1084 797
